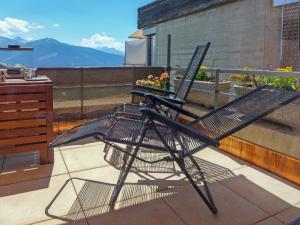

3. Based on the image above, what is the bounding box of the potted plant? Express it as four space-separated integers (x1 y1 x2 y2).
174 66 231 108
133 73 170 103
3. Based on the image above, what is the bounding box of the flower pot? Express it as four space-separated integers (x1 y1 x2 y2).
174 79 231 108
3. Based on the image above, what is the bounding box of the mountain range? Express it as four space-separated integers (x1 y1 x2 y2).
0 37 124 67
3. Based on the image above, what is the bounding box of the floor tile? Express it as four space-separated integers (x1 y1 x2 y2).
0 174 84 225
0 151 68 186
254 217 284 225
85 199 186 225
275 203 300 224
61 144 108 173
194 148 248 171
59 139 103 151
163 182 268 225
221 166 300 215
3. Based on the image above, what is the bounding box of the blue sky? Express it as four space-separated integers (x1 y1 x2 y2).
0 0 153 51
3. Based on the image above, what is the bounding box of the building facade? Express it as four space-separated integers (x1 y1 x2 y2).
138 0 299 70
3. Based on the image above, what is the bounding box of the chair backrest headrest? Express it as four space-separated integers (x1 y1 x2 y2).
174 42 211 100
192 85 300 140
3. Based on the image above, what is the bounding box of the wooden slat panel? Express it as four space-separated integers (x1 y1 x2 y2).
0 93 46 102
0 102 46 111
0 143 46 156
0 135 47 147
0 85 45 94
0 110 47 121
0 127 46 139
0 118 46 130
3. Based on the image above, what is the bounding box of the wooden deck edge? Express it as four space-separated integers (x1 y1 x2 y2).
219 136 300 186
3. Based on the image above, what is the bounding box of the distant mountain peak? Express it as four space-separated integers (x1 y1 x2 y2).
13 37 27 43
0 36 124 67
33 38 61 44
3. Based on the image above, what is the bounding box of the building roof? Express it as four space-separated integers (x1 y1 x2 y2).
138 0 238 29
128 29 145 39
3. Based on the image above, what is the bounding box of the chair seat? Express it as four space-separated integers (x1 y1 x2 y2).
105 117 206 154
50 115 116 147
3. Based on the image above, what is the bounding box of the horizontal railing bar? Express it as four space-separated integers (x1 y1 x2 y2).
53 83 133 89
172 67 300 77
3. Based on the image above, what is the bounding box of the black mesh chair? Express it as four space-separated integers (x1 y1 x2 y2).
116 42 211 118
50 85 300 214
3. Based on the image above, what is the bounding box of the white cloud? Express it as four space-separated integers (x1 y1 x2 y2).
0 17 44 37
52 23 60 28
81 33 124 52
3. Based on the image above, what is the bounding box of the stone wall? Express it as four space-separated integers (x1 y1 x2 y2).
154 0 282 69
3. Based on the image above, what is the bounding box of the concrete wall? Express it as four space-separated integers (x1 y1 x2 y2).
154 0 282 69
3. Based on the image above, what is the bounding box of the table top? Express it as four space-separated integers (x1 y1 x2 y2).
0 76 52 86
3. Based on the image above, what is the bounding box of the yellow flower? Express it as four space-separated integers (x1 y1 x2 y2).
200 66 208 69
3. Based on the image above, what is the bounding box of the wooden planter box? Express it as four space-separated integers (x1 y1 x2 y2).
0 78 54 164
174 79 231 107
233 84 300 130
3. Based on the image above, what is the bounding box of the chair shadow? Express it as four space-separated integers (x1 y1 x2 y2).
45 155 237 222
45 145 300 224
104 146 236 183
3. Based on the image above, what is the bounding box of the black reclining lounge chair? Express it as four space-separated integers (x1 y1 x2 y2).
116 42 211 118
50 85 300 214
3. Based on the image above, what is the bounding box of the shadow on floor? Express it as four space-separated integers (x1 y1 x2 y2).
104 146 236 183
45 153 300 225
46 156 237 222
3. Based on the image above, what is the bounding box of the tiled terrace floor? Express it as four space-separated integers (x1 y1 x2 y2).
0 140 299 225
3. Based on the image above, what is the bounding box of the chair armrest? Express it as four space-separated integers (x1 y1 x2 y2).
131 90 148 97
140 108 219 147
160 96 185 105
131 91 185 105
135 85 175 95
144 93 199 120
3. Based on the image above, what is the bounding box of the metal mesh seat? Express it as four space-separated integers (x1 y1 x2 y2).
50 115 115 147
116 42 211 117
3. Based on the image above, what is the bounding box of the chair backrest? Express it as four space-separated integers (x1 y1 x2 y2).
190 85 300 140
164 42 210 120
174 42 211 101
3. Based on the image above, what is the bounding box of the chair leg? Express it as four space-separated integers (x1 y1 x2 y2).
103 143 110 153
173 153 218 214
109 145 140 208
188 156 218 214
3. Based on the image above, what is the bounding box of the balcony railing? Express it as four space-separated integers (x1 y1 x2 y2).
37 67 164 121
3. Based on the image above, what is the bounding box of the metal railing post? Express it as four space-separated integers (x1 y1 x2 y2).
166 34 171 74
80 68 84 119
214 69 220 109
